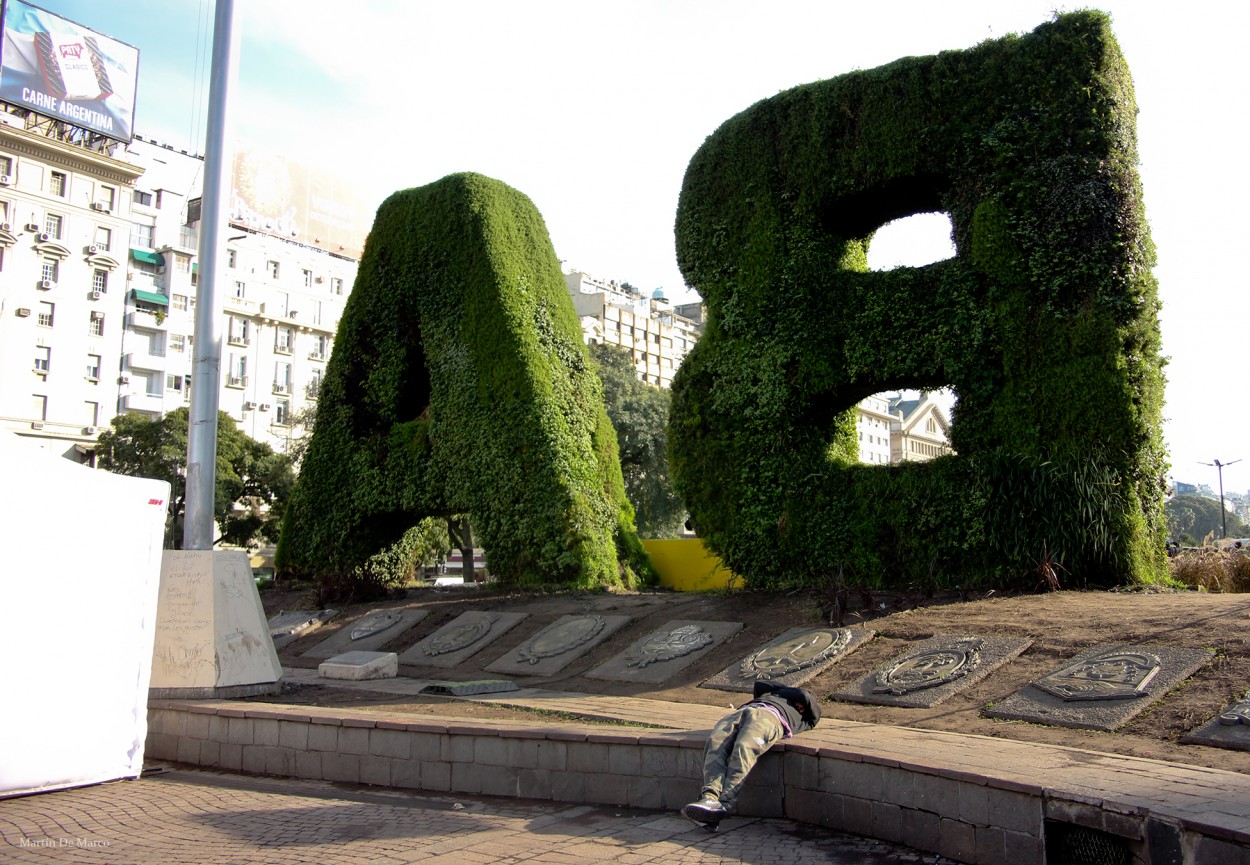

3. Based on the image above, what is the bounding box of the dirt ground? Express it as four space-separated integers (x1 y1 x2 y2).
257 583 1250 775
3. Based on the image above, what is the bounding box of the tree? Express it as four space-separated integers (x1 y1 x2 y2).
1166 494 1249 543
97 408 296 549
590 343 686 538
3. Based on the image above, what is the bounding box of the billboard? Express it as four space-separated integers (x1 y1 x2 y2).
0 0 139 142
231 146 371 259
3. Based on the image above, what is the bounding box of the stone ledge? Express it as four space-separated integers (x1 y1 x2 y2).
146 699 1250 865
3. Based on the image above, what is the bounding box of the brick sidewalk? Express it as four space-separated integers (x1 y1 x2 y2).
0 769 947 864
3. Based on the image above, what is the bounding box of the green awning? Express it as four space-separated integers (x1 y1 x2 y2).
192 261 198 273
130 248 166 266
132 289 169 306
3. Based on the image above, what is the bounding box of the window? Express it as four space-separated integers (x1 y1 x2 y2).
98 186 115 209
85 401 99 426
34 346 50 372
314 300 323 325
166 374 185 392
92 270 107 293
88 313 104 337
148 331 165 356
227 248 236 268
37 301 53 327
310 334 328 359
267 260 279 279
233 281 246 299
41 259 58 283
277 291 289 316
274 362 291 393
302 268 313 287
331 277 343 295
95 226 112 250
275 398 290 426
175 253 190 273
170 334 186 353
275 326 293 353
228 355 247 387
86 355 101 380
32 394 47 421
130 222 154 247
307 368 322 399
133 189 153 207
0 155 12 177
172 294 188 311
50 171 66 197
44 213 62 239
227 316 250 345
145 372 162 397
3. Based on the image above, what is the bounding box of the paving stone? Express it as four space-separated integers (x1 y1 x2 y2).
485 614 633 677
702 626 876 692
584 620 744 683
831 634 1032 708
301 608 428 659
398 611 528 668
986 643 1212 732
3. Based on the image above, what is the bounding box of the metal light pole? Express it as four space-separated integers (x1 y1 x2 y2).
184 0 241 550
1199 458 1242 540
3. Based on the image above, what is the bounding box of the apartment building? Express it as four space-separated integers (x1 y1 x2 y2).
564 269 701 389
888 393 953 462
857 393 894 465
0 116 360 459
0 110 142 460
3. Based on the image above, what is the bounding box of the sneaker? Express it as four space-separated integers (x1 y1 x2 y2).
681 795 727 825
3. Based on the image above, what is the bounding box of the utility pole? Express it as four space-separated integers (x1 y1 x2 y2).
1199 458 1242 540
184 0 240 549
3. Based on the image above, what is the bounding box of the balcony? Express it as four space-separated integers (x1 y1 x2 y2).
125 310 168 331
121 392 166 413
227 335 251 347
226 375 248 389
305 382 321 400
273 382 290 395
274 343 293 356
307 351 326 362
224 295 258 314
125 350 166 372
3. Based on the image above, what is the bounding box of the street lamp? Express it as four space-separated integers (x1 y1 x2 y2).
1199 458 1242 540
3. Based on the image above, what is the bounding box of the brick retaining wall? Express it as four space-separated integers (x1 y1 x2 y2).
146 700 1250 865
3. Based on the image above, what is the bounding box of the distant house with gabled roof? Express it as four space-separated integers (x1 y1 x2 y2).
888 393 952 463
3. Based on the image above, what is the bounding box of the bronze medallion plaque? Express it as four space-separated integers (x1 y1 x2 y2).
424 613 496 656
626 623 714 668
1034 650 1161 702
351 611 403 641
517 615 606 665
873 638 983 696
740 628 852 679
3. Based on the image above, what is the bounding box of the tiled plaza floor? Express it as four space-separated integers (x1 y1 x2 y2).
0 768 952 864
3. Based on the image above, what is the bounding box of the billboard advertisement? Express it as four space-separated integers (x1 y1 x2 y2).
0 0 139 142
231 146 372 259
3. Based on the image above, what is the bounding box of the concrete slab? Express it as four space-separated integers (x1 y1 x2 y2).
585 620 743 684
398 611 527 668
831 634 1032 709
318 651 398 680
1182 690 1250 751
301 608 429 660
702 626 876 693
485 614 632 677
268 609 338 650
986 643 1212 732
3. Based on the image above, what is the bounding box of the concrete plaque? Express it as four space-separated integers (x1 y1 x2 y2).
986 643 1213 732
398 611 527 668
832 634 1033 709
485 614 632 677
318 651 397 680
301 608 428 659
585 620 744 684
1182 691 1250 751
702 626 876 692
268 609 337 650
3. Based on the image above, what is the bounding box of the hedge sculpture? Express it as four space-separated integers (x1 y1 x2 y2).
669 11 1167 589
276 173 651 591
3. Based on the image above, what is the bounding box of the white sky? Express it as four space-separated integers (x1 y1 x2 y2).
34 0 1250 492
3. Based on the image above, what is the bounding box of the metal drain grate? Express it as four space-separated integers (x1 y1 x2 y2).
1045 821 1131 865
